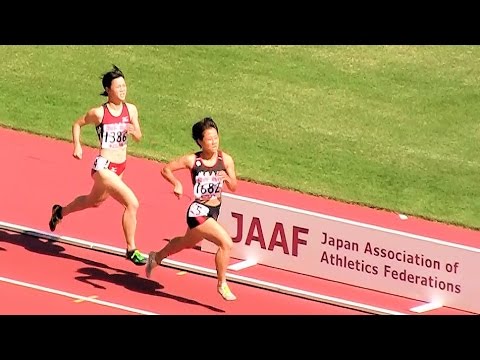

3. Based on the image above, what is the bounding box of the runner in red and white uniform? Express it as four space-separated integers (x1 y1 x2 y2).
48 65 147 266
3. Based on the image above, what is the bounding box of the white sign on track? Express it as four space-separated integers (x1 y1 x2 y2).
201 193 480 314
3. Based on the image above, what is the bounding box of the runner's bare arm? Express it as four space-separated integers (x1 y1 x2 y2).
161 154 195 198
126 103 142 142
72 106 102 159
220 152 238 192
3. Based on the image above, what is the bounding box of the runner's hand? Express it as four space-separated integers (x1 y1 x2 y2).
73 144 83 159
173 182 183 200
127 124 135 134
217 170 229 183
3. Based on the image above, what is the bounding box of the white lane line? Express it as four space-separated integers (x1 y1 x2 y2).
74 295 98 303
0 276 158 315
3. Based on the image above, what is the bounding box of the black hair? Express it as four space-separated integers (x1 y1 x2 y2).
100 64 125 96
192 117 219 148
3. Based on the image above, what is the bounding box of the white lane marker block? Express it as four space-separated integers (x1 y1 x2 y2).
228 259 257 271
410 302 443 313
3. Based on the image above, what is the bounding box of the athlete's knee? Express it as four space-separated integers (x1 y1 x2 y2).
126 196 140 212
219 236 233 252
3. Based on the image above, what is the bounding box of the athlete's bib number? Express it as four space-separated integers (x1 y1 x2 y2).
102 123 128 148
104 131 127 144
188 203 209 217
193 182 221 199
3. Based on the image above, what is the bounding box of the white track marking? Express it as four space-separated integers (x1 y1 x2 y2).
410 302 443 313
0 276 158 315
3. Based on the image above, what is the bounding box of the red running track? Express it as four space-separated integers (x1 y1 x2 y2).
0 127 476 315
0 230 366 315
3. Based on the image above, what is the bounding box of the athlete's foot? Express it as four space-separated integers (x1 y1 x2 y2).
49 204 63 232
126 249 147 266
218 283 237 301
145 251 158 278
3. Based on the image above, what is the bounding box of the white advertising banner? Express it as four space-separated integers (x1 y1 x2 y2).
201 193 480 314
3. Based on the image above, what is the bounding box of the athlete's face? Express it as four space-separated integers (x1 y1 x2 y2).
200 128 219 152
108 77 127 102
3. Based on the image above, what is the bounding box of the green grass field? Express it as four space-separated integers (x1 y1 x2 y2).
1 45 479 230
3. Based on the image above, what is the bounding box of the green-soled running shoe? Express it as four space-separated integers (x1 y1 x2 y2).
126 249 147 266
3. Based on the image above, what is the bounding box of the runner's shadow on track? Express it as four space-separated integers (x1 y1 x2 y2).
75 267 225 313
0 230 131 274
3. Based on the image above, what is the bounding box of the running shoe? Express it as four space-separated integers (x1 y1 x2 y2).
145 251 158 278
126 249 147 266
218 283 237 301
49 204 63 232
